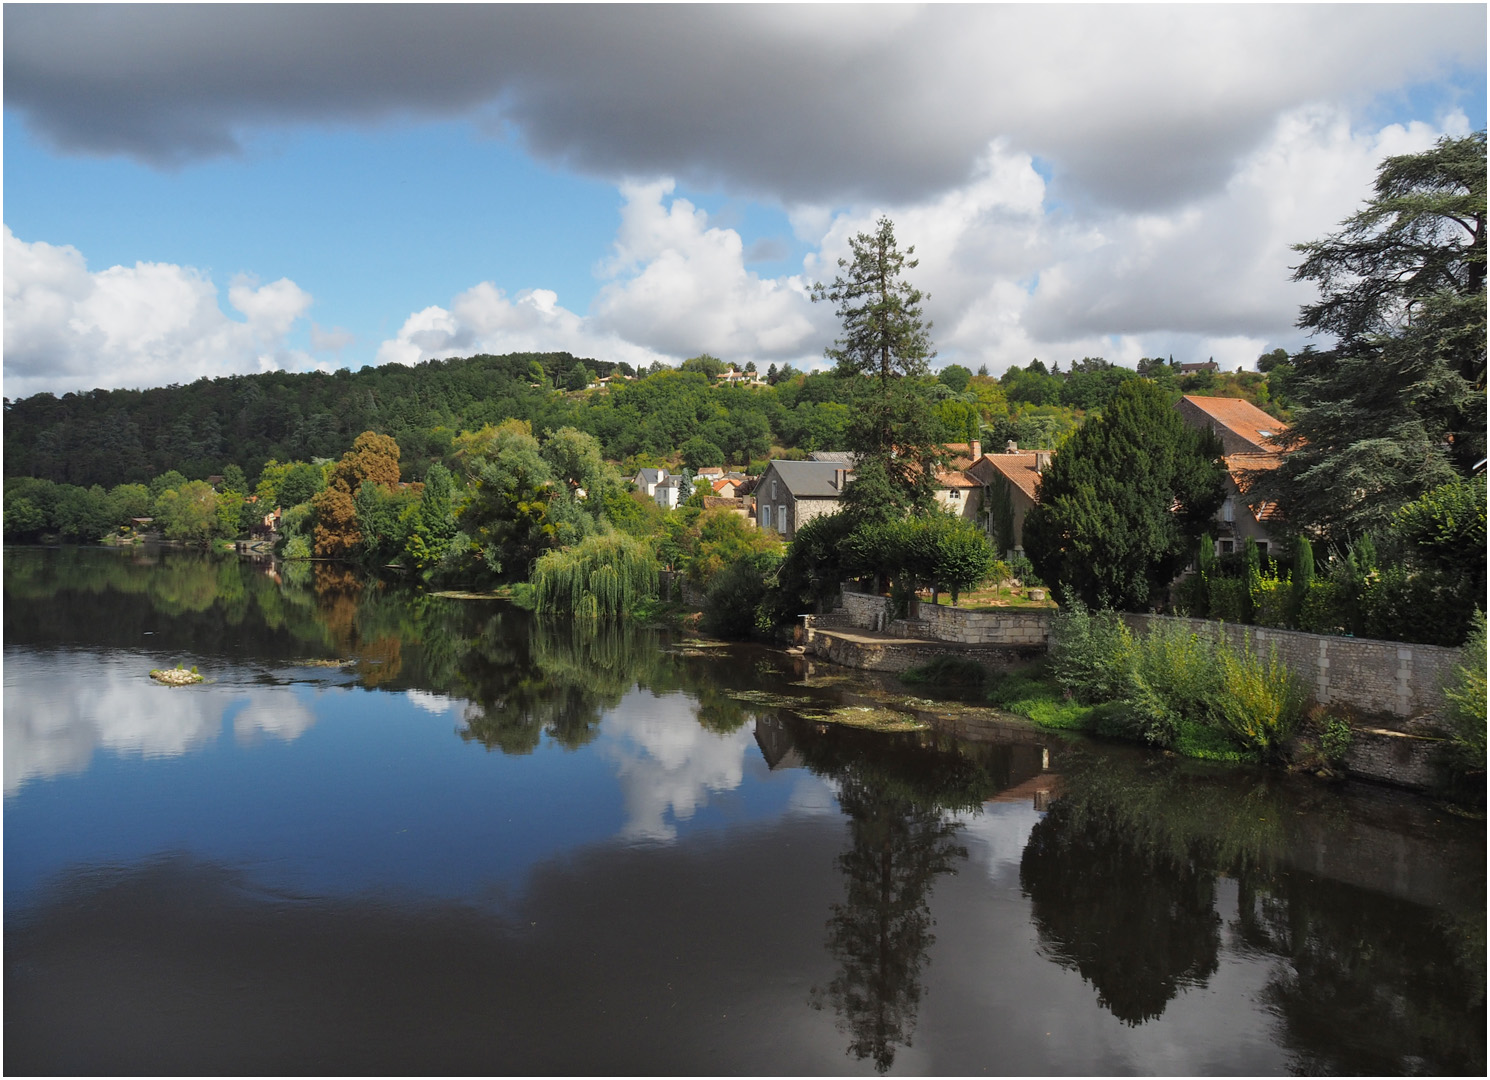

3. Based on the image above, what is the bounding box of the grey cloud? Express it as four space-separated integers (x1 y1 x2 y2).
5 5 1483 209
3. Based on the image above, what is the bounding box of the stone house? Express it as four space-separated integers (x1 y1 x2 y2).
753 459 853 537
967 450 1051 559
1176 394 1288 455
1176 395 1290 556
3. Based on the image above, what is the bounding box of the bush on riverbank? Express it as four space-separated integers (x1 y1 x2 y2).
1006 598 1306 762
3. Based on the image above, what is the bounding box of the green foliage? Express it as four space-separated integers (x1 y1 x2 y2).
766 510 856 619
155 480 225 544
1290 534 1315 627
937 364 973 394
1206 578 1248 622
811 217 946 516
1251 576 1293 629
1207 634 1307 761
403 462 459 579
679 435 726 471
1045 600 1304 757
532 532 658 619
1046 598 1138 706
1320 715 1354 768
700 551 781 639
1025 380 1226 610
686 506 784 586
1441 610 1487 774
1263 132 1486 539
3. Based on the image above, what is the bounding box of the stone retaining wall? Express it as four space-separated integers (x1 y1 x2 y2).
835 587 1056 646
1122 614 1462 722
906 599 1055 646
836 589 891 630
808 630 1043 674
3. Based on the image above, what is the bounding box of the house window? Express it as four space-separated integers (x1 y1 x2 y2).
761 505 771 529
1257 541 1268 558
949 489 960 500
771 480 778 500
1220 540 1234 554
779 505 788 534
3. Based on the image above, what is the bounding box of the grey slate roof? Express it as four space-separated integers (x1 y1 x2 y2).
766 459 853 498
808 451 858 463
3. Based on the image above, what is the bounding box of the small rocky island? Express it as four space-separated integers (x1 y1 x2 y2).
149 666 203 686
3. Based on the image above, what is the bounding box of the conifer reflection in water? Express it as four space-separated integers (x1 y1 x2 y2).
780 717 1023 1073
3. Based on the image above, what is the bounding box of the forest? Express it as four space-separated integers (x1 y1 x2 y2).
2 347 1287 490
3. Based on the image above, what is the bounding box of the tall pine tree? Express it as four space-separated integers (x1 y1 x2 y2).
811 217 944 520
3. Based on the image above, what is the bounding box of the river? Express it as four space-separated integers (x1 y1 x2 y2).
4 545 1484 1074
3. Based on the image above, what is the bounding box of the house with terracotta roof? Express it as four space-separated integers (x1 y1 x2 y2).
933 467 982 522
1215 454 1285 557
966 450 1052 558
1176 396 1290 556
1177 395 1288 455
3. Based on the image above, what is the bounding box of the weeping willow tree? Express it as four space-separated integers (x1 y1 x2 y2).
532 532 658 618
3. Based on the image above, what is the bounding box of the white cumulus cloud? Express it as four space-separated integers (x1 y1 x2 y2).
3 226 318 397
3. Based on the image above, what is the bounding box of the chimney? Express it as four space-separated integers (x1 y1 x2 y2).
834 467 847 490
1035 451 1051 473
971 439 981 460
1006 439 1018 453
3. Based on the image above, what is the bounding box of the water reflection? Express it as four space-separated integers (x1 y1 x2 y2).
762 715 1053 1072
1019 787 1222 1025
3 653 317 794
1017 745 1487 1073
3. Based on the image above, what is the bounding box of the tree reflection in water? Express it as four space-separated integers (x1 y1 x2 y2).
1020 745 1487 1074
1019 789 1221 1025
783 719 1025 1073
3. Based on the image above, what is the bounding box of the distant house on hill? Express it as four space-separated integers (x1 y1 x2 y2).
653 475 685 510
967 450 1052 558
753 459 853 537
631 467 669 498
1176 395 1288 455
1176 360 1219 374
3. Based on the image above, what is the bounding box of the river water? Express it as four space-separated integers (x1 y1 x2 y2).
4 546 1484 1075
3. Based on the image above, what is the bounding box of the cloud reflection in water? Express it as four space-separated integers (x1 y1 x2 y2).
3 651 316 795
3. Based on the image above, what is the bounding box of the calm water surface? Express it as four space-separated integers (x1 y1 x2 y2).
5 546 1484 1075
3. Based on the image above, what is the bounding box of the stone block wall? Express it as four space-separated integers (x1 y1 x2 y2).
837 589 891 630
834 588 1056 645
1123 613 1463 722
905 599 1055 647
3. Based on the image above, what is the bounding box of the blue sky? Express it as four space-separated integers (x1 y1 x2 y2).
4 4 1484 398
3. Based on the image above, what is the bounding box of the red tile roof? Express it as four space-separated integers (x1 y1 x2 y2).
1226 453 1283 521
1180 395 1288 452
974 453 1043 502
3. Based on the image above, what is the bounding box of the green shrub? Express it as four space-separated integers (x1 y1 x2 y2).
1207 577 1248 622
1206 634 1306 761
1319 715 1353 768
1442 610 1487 775
1172 572 1208 617
700 552 779 639
1047 596 1137 704
1297 580 1345 635
1252 576 1292 629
